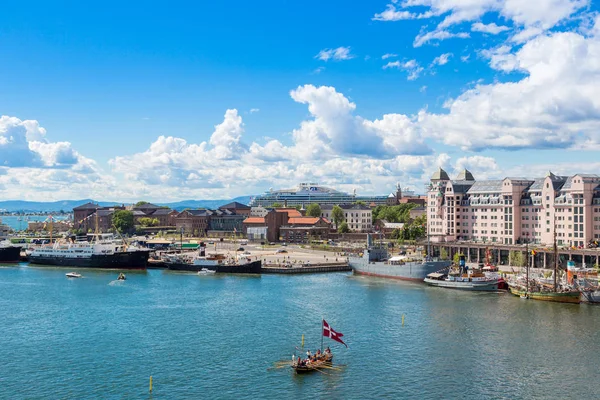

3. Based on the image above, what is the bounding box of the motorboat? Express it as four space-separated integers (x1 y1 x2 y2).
66 272 82 278
198 268 216 275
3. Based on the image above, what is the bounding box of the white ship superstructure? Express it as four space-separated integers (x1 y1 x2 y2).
250 183 389 207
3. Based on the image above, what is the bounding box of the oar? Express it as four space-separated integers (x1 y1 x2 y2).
312 367 329 375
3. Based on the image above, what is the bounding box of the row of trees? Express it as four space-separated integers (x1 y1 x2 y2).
372 203 418 224
390 214 426 242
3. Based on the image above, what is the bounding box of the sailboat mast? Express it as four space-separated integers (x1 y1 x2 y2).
525 242 529 294
553 217 558 292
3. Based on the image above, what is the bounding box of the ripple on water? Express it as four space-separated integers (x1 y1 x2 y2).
0 269 599 399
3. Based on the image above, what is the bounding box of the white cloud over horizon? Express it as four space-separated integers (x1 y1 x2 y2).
4 6 600 202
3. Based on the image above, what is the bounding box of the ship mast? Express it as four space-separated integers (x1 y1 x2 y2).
553 216 558 292
525 242 529 295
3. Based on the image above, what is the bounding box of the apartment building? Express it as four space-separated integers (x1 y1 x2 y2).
427 168 600 248
320 204 372 232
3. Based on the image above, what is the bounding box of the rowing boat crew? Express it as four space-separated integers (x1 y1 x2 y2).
294 347 331 367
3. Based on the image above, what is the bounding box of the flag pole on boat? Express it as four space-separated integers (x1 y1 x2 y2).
321 317 324 353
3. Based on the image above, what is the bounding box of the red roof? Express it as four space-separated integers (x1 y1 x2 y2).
243 217 265 224
275 208 302 218
287 217 330 225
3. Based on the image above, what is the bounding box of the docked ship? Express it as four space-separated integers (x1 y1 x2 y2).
249 182 391 207
424 270 500 291
507 238 580 303
424 255 501 291
0 241 22 263
28 234 150 269
164 247 261 274
349 236 451 281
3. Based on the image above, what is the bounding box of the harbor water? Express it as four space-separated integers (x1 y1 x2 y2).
1 265 599 399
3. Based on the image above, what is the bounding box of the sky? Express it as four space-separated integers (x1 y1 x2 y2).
2 0 600 202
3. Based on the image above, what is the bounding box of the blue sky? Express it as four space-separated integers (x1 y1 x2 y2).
1 0 600 201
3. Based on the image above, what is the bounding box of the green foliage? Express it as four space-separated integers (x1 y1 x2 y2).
509 250 525 267
271 202 283 208
331 205 345 228
440 247 449 260
294 204 302 211
353 200 366 206
338 221 350 234
138 217 160 227
453 252 465 265
112 210 134 233
372 204 417 224
135 201 150 207
306 203 322 217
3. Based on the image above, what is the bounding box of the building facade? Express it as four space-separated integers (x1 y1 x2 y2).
280 217 332 243
427 168 600 248
320 204 372 232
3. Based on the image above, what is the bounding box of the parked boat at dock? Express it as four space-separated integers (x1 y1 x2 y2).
349 235 450 281
507 237 580 303
28 234 149 270
164 247 261 274
0 240 22 263
425 270 500 291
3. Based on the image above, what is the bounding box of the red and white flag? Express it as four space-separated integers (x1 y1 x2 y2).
322 319 347 348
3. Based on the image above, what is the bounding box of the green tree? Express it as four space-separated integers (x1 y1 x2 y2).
271 202 283 208
135 201 150 207
440 247 449 260
294 204 302 211
354 200 366 206
112 210 134 233
306 203 322 217
453 252 465 265
509 250 525 267
138 217 154 227
331 205 345 229
338 221 350 234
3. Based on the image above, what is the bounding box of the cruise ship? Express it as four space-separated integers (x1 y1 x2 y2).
249 183 390 207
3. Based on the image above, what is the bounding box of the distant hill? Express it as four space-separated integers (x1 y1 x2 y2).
0 196 253 213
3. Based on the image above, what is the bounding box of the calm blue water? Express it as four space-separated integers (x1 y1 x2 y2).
1 265 599 399
1 216 69 231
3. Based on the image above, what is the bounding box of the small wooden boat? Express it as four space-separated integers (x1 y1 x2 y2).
509 286 580 303
292 353 333 374
66 272 82 278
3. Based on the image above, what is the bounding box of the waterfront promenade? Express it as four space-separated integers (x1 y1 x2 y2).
0 266 598 399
